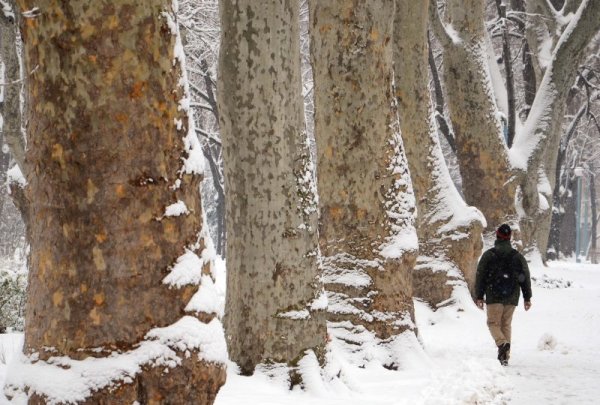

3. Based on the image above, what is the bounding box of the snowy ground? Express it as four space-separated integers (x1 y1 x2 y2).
1 259 599 404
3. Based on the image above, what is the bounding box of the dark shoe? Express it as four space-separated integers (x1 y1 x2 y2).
497 343 510 366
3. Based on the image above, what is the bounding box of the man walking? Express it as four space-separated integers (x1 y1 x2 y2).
475 224 532 366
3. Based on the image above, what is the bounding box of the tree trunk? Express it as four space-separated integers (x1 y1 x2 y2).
0 0 26 225
548 104 585 259
430 0 517 229
310 0 418 366
7 1 226 402
525 0 560 84
560 178 577 256
218 0 327 376
199 59 226 257
514 0 600 258
510 0 537 116
428 33 456 154
393 0 484 305
0 1 26 171
495 1 516 147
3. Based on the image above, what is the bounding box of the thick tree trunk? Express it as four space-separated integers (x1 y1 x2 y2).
513 0 600 258
8 1 226 402
430 0 517 229
394 0 484 305
310 0 418 365
218 0 327 376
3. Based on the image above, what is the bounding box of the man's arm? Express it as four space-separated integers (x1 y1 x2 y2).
474 251 490 309
519 254 532 310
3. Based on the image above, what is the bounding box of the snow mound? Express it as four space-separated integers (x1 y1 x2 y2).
537 333 558 351
3 318 227 404
531 274 573 289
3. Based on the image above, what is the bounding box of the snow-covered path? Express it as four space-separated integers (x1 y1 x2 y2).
1 260 599 404
217 260 600 405
505 262 600 404
415 261 600 404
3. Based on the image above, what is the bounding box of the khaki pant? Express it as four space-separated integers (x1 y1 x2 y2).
486 304 516 347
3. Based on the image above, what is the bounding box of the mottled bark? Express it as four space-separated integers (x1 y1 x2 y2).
13 0 225 402
515 0 600 257
394 0 484 305
310 0 417 357
218 0 327 375
430 0 517 229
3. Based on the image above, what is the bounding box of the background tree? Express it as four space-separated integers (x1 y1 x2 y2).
394 0 485 305
177 0 226 256
0 0 27 223
4 0 226 402
218 0 327 377
431 0 600 260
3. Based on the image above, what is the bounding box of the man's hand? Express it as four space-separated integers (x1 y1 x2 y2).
524 300 532 311
476 299 484 310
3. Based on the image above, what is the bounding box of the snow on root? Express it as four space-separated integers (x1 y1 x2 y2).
537 333 558 351
3 317 227 404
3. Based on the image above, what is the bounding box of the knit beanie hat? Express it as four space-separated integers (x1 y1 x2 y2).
496 224 511 240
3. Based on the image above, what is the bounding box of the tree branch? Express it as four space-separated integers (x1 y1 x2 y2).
428 0 456 49
427 32 456 153
495 0 517 147
0 2 26 170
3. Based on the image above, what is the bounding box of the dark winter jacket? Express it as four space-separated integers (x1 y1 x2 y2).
475 239 532 306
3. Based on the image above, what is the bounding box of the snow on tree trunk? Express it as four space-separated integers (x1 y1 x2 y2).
430 0 517 230
0 2 25 175
4 1 226 403
511 0 600 258
218 0 327 376
394 0 485 305
310 0 418 366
